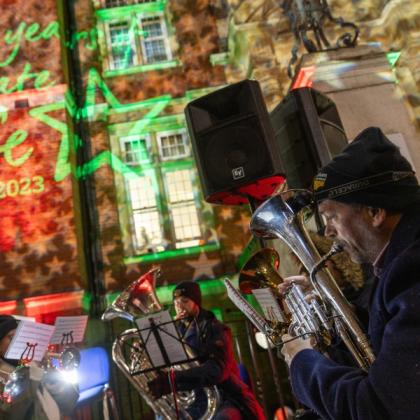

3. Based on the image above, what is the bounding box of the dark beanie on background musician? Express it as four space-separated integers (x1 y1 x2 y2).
312 127 420 211
173 281 202 306
0 315 18 341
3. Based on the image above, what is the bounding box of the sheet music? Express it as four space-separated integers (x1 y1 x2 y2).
136 311 187 368
224 278 269 333
252 288 286 322
5 321 55 362
50 316 88 344
13 315 36 322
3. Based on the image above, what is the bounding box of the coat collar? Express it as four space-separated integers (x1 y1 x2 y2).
379 203 420 276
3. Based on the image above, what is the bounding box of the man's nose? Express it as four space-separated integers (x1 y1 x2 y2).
324 223 336 238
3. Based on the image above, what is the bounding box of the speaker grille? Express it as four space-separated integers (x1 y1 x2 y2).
201 116 272 190
185 80 285 204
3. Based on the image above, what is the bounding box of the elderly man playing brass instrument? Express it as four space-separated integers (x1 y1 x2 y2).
147 281 265 420
279 127 420 419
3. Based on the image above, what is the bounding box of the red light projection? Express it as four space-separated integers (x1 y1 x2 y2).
0 103 81 299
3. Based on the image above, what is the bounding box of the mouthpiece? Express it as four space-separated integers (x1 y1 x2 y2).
310 242 343 278
330 242 343 255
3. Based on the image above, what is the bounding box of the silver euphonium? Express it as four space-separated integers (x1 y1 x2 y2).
250 190 375 371
102 267 220 419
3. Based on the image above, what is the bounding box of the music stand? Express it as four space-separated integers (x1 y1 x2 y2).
126 310 198 376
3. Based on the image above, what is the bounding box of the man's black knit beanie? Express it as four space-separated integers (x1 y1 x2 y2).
313 127 420 211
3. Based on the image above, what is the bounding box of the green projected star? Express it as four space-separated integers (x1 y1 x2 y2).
29 68 171 182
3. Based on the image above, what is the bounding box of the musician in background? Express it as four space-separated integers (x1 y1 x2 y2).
0 315 18 363
0 314 32 420
0 314 79 420
280 127 420 419
147 281 265 420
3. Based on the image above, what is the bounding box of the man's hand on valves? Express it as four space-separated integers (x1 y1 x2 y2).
281 333 316 366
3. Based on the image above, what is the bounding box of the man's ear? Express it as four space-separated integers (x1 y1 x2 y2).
367 207 386 227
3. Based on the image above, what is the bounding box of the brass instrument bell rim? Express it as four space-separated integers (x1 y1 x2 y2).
238 247 281 294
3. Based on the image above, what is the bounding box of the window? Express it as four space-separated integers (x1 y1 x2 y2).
165 170 201 248
157 130 189 160
139 16 171 64
128 175 164 252
104 13 172 70
105 0 128 7
121 135 151 165
108 21 136 70
119 128 214 255
104 0 153 6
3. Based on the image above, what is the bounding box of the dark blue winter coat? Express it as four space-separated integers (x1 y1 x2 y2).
289 203 420 420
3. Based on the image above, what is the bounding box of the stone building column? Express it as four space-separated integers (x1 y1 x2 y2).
296 44 420 176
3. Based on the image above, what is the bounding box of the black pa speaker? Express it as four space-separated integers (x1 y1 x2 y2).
185 80 285 204
270 87 348 189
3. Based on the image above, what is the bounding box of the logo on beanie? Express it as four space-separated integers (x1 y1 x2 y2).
313 173 327 191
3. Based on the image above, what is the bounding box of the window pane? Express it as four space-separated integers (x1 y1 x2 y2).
109 22 134 69
171 204 201 242
143 19 163 37
127 176 156 209
166 170 194 203
127 175 165 252
144 39 167 63
133 210 163 249
123 137 150 164
140 16 169 63
158 132 188 160
105 0 128 7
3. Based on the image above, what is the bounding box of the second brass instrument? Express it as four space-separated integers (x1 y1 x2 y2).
239 247 334 349
102 267 220 419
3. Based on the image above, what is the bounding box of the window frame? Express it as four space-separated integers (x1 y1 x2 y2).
126 170 166 253
102 9 172 71
119 133 152 166
161 167 203 249
112 115 218 259
99 0 157 8
105 19 138 70
156 129 190 161
137 13 172 65
104 0 129 8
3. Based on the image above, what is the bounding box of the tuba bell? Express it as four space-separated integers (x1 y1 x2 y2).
248 190 375 371
102 267 220 419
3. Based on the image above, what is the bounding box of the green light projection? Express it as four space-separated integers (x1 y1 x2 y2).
2 67 171 183
0 3 222 301
0 0 174 94
1 17 217 268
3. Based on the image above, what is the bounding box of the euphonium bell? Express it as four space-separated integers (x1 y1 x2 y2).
239 248 282 295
